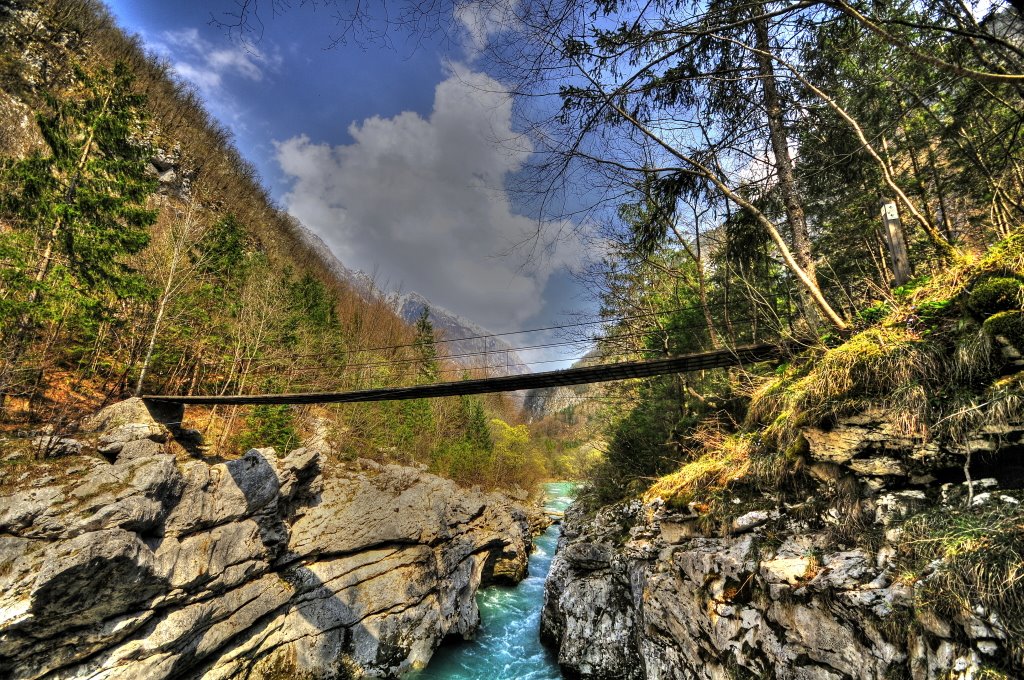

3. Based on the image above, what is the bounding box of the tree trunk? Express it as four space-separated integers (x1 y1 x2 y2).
134 295 168 396
753 9 819 332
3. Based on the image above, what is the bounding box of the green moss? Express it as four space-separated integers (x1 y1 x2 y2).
782 435 809 466
983 310 1024 349
968 276 1024 318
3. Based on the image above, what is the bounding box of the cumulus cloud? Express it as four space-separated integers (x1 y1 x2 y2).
276 62 586 332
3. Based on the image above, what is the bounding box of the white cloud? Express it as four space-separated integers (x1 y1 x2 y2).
144 28 281 126
276 62 587 332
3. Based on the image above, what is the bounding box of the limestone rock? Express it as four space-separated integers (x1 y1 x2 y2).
563 541 613 571
0 400 531 679
31 435 81 458
542 470 1013 680
0 89 45 158
761 556 811 585
802 409 1023 482
82 397 179 433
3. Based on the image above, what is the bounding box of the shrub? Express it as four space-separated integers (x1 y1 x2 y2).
583 386 692 506
238 405 298 453
430 439 489 486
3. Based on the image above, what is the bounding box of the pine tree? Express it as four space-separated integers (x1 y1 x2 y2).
464 397 493 453
413 307 439 383
0 61 157 388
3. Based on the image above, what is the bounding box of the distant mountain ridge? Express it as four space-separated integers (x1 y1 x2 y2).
298 226 531 376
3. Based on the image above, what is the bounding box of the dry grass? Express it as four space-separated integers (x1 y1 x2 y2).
934 370 1024 447
746 327 941 451
897 502 1024 668
643 430 755 508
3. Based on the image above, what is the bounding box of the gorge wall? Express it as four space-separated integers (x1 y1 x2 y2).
541 411 1024 680
0 399 533 679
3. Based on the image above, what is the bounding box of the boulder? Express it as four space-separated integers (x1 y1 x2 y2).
31 435 81 458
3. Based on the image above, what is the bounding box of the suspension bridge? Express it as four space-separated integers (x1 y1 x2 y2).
143 342 785 406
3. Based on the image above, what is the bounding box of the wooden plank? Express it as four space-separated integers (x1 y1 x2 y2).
143 343 784 406
880 200 912 286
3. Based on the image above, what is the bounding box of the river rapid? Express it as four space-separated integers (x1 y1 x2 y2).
407 482 575 680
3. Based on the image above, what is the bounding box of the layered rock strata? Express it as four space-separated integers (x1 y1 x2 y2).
0 399 531 678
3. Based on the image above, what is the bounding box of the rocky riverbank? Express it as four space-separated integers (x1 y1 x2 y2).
0 399 534 679
541 410 1024 680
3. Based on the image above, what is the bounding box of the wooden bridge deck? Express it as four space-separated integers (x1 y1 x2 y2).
143 344 784 406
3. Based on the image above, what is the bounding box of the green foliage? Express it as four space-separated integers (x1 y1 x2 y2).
892 276 932 299
490 418 547 488
969 277 1024 318
856 302 890 326
391 398 434 456
413 308 438 383
585 377 693 506
0 230 34 326
431 439 489 484
197 213 248 280
425 401 553 489
912 299 954 330
463 396 493 453
289 273 335 330
0 60 157 331
238 405 298 453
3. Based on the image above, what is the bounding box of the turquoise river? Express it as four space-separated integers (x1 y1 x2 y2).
407 481 575 680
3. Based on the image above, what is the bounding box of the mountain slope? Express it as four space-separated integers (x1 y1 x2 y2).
299 226 531 376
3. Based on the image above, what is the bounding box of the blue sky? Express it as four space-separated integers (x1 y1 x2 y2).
104 0 596 368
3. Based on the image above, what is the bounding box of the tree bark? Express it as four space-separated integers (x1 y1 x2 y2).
753 9 819 331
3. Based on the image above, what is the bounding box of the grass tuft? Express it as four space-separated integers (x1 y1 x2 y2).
897 502 1024 667
643 431 756 508
748 328 941 450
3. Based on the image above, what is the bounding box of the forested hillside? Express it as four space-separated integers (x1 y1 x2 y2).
512 0 1024 672
0 0 554 490
499 0 1024 503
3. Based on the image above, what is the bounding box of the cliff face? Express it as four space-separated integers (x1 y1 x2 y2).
0 399 531 679
541 412 1024 680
